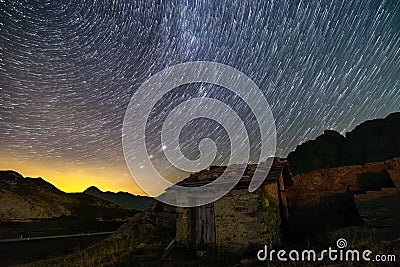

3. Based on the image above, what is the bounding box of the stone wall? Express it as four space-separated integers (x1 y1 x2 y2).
286 158 400 207
175 182 281 253
214 183 280 253
285 157 400 240
176 207 191 246
354 188 400 228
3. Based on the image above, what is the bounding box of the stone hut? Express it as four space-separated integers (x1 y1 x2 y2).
174 158 293 254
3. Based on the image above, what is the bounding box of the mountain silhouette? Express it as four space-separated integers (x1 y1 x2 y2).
0 171 132 222
288 112 400 174
84 186 153 211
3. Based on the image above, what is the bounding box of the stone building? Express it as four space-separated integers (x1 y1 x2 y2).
285 157 400 240
173 158 293 254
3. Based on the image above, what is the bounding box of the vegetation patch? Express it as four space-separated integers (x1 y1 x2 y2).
20 228 175 267
260 192 281 247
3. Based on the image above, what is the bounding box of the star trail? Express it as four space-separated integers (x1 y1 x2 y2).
1 0 400 194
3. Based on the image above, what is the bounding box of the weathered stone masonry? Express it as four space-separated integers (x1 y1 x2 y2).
175 158 292 253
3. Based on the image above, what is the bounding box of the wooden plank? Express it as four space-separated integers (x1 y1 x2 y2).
196 206 202 246
202 206 206 244
278 172 289 221
194 203 216 250
209 204 216 245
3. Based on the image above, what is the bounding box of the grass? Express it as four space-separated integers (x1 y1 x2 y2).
260 191 281 247
324 226 399 266
0 235 106 266
19 228 175 267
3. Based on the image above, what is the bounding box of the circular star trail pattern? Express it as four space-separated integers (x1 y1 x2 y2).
1 0 400 172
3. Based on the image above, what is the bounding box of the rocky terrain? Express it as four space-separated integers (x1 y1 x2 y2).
107 201 176 241
84 186 153 211
288 112 400 174
0 171 132 222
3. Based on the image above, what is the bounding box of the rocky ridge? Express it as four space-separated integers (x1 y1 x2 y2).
0 171 131 222
288 112 400 174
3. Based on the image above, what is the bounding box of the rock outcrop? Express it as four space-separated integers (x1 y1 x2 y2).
108 201 176 241
288 112 400 174
342 112 400 165
287 130 345 174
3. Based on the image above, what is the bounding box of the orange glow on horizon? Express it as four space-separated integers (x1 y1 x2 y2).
0 154 148 196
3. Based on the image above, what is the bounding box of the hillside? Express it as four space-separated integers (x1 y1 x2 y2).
0 171 133 222
288 112 400 174
84 186 153 211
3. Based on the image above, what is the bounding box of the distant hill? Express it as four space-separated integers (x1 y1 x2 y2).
84 186 153 211
288 112 400 174
0 171 133 222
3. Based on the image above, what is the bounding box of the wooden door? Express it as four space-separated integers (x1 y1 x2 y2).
195 203 216 250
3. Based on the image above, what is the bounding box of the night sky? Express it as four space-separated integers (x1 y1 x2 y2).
1 0 400 194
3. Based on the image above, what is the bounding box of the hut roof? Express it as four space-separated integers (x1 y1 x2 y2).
176 157 288 189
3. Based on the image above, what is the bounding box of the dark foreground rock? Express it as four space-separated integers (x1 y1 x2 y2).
108 201 176 241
